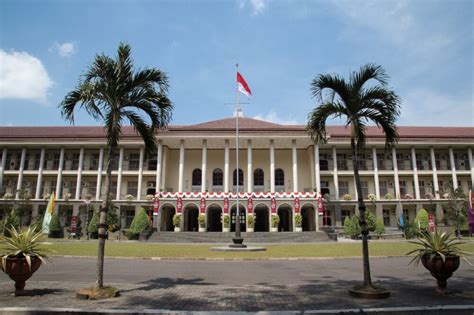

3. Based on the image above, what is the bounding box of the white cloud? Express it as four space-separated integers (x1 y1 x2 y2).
253 110 300 125
238 0 268 15
50 41 77 58
0 50 53 103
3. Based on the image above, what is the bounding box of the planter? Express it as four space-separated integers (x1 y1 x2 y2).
1 257 42 296
247 227 254 232
174 227 181 232
421 255 460 292
139 231 150 241
199 227 206 232
271 227 278 232
223 227 230 232
295 227 302 232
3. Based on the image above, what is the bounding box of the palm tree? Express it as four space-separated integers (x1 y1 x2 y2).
307 63 400 294
60 43 173 288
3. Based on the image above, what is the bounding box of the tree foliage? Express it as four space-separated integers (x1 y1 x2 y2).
441 185 468 238
129 208 151 236
375 217 385 235
414 208 429 231
3 209 20 237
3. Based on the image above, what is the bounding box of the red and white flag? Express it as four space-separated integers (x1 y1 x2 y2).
237 72 252 97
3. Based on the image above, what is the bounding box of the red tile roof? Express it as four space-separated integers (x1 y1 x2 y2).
0 117 472 140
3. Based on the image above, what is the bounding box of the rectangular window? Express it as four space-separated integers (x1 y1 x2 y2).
14 154 21 170
90 153 100 170
34 153 42 170
24 154 30 170
70 153 80 170
127 181 138 196
383 209 390 226
89 181 97 197
403 209 410 222
53 154 61 169
126 210 135 228
109 153 119 170
341 209 351 224
339 181 349 197
357 154 367 170
418 181 426 198
128 153 140 170
361 181 369 199
110 181 117 197
337 154 347 170
148 151 157 171
399 181 407 197
380 181 388 198
4 154 11 170
69 181 77 197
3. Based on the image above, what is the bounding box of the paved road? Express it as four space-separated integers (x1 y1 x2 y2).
0 256 473 311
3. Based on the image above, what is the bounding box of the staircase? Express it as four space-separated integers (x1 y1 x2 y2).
147 231 332 243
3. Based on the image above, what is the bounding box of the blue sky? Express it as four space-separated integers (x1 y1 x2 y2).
0 0 472 127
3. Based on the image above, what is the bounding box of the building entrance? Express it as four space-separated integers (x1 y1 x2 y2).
278 206 293 232
230 205 246 232
184 205 199 232
254 205 269 232
301 205 316 231
160 205 175 231
207 205 222 232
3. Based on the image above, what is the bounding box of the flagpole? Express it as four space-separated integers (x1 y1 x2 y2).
232 64 244 247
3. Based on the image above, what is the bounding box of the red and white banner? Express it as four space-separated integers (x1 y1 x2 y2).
176 197 183 214
317 193 324 215
153 193 159 216
71 216 77 234
294 197 300 213
223 197 229 214
428 213 435 232
270 197 276 214
247 197 253 214
237 72 252 97
158 191 318 199
200 197 206 214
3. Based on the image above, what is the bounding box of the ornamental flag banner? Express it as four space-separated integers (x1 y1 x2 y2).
42 192 56 234
200 197 206 214
153 193 159 216
237 72 252 97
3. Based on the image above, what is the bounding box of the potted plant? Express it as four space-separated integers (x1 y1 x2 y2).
294 214 303 232
246 214 255 232
198 214 206 232
222 214 230 232
0 226 50 296
173 214 181 232
3 193 14 200
342 194 353 201
271 214 279 232
48 213 63 238
367 194 376 202
406 230 471 293
129 208 151 240
384 192 394 200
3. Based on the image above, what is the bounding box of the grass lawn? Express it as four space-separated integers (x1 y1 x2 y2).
41 240 474 259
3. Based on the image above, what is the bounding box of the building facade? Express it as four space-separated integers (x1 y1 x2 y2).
0 117 473 233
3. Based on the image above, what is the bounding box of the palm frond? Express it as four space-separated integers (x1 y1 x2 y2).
311 73 350 104
307 102 348 144
123 110 157 155
350 63 388 93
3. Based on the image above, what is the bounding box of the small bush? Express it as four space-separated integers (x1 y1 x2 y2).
367 194 376 202
375 217 385 235
129 208 151 236
404 221 419 239
49 213 62 238
365 211 376 231
173 214 181 227
222 214 229 228
294 214 302 227
247 214 255 228
414 208 429 231
88 210 99 234
342 194 353 201
385 193 394 200
343 215 361 238
3 210 20 237
271 214 280 228
30 216 43 233
343 217 353 236
198 214 206 228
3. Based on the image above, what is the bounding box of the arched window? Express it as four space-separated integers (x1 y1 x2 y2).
192 169 202 186
275 168 285 186
253 168 264 186
213 168 223 186
233 168 244 186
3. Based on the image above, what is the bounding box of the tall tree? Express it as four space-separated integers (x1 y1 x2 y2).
307 63 400 294
60 43 172 288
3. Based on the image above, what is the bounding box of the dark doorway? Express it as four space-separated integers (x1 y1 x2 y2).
207 206 222 232
146 187 156 195
301 205 316 231
160 206 175 231
184 206 199 232
254 205 269 232
321 188 330 196
230 205 246 232
278 206 293 232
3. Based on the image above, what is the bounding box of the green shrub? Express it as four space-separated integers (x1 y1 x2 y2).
173 214 181 227
49 213 62 238
404 221 419 239
343 217 352 236
351 215 361 238
365 211 376 231
414 208 429 231
0 219 4 234
271 214 280 228
222 214 229 228
247 214 255 228
30 216 43 233
375 217 385 235
3 210 20 237
294 214 303 227
198 214 206 228
106 208 120 232
129 208 151 236
88 210 99 234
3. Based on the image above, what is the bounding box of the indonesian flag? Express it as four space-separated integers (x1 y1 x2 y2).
237 72 252 97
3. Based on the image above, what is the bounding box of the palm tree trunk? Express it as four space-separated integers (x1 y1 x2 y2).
351 137 373 287
96 146 114 288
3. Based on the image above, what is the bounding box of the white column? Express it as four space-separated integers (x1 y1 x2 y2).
224 140 229 193
15 148 26 199
430 147 439 198
247 140 252 193
372 147 380 200
0 148 7 195
411 147 420 199
201 140 207 193
468 148 474 188
155 141 163 193
96 148 104 200
270 139 275 193
35 148 45 199
178 140 185 193
161 147 167 191
116 147 124 200
449 147 458 189
332 147 339 200
309 147 315 190
314 144 320 193
392 147 400 199
137 147 144 199
55 148 65 198
75 147 84 200
292 139 298 192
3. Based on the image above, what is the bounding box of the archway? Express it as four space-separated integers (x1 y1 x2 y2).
254 204 269 232
207 204 222 232
160 204 176 231
278 205 293 232
230 204 246 232
301 204 316 231
184 204 199 232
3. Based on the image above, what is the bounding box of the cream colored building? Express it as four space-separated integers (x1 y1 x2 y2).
0 117 473 234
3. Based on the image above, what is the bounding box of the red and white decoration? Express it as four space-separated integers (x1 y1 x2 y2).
200 197 206 214
176 197 183 214
270 197 276 214
237 72 252 97
247 197 253 214
317 193 324 215
294 197 300 213
223 197 229 214
153 193 159 216
158 191 318 199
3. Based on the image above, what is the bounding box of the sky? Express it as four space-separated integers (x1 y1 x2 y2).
0 0 472 127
